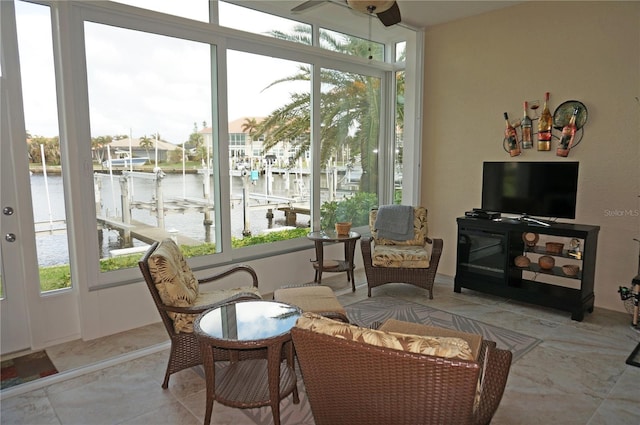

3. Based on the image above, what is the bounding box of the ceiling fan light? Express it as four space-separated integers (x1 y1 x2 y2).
347 0 396 14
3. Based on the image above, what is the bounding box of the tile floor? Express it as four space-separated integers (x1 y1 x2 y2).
1 270 639 425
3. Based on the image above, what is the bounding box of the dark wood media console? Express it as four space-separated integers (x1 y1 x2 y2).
454 217 600 321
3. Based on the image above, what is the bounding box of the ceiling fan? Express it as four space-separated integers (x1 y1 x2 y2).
291 0 402 27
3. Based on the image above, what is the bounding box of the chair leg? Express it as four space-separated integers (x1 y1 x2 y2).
162 345 177 389
162 367 170 389
286 341 300 405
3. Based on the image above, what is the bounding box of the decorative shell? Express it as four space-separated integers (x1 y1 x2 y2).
522 232 539 247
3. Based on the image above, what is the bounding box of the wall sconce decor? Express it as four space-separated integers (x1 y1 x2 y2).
502 96 588 158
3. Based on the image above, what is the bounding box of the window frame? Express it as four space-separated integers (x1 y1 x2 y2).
12 0 422 288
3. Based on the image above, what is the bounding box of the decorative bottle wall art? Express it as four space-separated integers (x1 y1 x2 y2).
502 94 588 158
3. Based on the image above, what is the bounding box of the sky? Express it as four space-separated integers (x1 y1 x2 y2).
15 0 308 144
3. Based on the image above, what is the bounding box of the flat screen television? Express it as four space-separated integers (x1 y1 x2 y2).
481 161 579 219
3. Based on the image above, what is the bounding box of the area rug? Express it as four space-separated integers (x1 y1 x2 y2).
345 296 541 361
1 351 58 390
193 296 540 424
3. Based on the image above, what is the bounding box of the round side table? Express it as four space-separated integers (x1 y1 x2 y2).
194 300 301 425
307 230 361 291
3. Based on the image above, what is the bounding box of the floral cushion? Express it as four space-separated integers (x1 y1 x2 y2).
147 239 200 333
295 313 474 360
371 243 432 268
370 206 428 246
147 239 262 333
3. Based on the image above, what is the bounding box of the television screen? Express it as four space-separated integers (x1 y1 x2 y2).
481 161 579 219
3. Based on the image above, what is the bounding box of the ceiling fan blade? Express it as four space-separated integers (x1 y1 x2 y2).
376 1 401 26
291 0 326 13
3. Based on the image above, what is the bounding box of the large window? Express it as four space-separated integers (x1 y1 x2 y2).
318 68 380 229
320 28 384 61
220 1 311 43
111 0 209 21
226 50 311 244
394 69 405 201
5 0 418 286
85 21 216 272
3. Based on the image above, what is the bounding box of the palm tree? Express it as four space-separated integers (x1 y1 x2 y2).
241 117 259 140
91 135 113 163
45 137 61 165
184 122 205 161
28 135 61 165
254 25 398 193
28 137 42 163
139 135 153 158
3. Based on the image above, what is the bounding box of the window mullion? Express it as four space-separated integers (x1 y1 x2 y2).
310 64 322 231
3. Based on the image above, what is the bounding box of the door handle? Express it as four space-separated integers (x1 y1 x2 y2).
3 206 14 215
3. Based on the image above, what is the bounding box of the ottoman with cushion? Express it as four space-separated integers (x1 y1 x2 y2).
273 284 349 323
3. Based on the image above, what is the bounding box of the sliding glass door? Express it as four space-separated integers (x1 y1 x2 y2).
1 0 78 354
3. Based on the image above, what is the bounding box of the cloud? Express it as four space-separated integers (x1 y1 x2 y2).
16 1 308 143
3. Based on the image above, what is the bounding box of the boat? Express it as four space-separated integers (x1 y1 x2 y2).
103 151 149 168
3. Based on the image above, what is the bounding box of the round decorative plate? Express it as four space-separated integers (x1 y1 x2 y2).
522 232 539 247
553 100 588 130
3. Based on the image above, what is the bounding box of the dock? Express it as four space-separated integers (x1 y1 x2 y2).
129 198 213 214
277 205 311 226
248 193 296 203
93 170 309 250
34 219 67 236
97 217 203 247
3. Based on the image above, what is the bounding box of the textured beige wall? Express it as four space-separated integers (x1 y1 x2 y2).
421 1 640 313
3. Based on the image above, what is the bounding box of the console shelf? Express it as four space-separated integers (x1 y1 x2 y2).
521 264 583 280
454 217 599 321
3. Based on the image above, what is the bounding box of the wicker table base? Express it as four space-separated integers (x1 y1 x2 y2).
195 301 301 425
214 358 298 408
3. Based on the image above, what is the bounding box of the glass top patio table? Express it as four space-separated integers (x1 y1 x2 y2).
194 300 302 425
197 300 301 342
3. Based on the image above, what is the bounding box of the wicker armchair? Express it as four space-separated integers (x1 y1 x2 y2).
291 317 512 425
361 206 443 298
138 239 262 388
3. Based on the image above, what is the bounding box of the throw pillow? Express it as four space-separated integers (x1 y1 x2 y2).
296 312 473 360
147 239 199 333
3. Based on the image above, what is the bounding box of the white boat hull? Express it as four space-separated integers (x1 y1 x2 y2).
103 157 149 168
